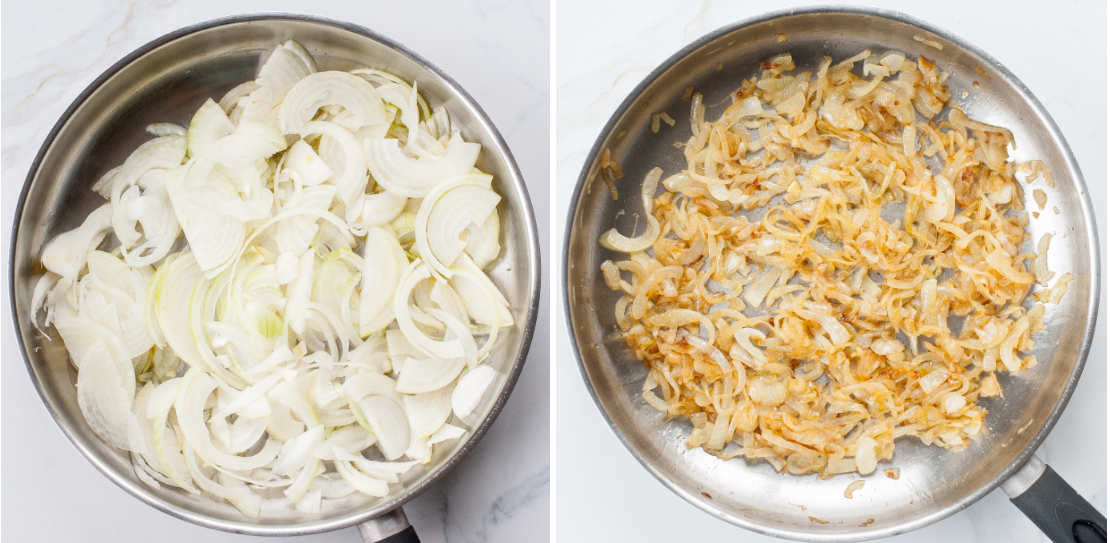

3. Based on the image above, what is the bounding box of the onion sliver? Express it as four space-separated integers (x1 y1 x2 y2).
414 175 500 277
279 71 386 134
354 395 410 460
394 262 465 359
359 227 406 336
451 365 498 424
599 167 662 252
366 133 480 197
186 99 234 158
299 120 368 220
403 387 452 440
176 369 281 471
41 204 113 281
77 340 140 451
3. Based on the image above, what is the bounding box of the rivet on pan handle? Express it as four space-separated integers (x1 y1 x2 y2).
357 508 420 542
1004 455 1106 543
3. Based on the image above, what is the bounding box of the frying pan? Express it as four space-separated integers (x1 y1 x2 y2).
8 15 540 542
564 7 1102 542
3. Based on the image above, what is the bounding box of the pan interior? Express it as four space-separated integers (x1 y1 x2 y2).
11 17 537 533
566 10 1096 540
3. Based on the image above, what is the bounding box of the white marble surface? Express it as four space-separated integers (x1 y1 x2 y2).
555 1 1106 542
1 1 549 542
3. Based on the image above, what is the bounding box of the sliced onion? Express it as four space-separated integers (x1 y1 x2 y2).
41 204 113 281
359 227 407 336
334 457 389 497
394 262 465 359
354 395 410 460
366 133 480 197
76 340 139 451
93 135 186 198
361 190 408 227
403 387 452 439
272 425 324 477
151 254 206 370
175 369 280 471
116 169 181 267
35 39 509 516
279 71 386 134
414 175 500 277
256 40 316 100
84 251 154 358
166 159 247 276
395 357 465 394
186 99 234 158
451 365 498 424
300 120 368 220
283 140 332 187
599 167 662 252
464 211 501 268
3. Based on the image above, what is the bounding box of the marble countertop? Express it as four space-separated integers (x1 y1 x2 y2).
1 1 549 542
555 1 1105 542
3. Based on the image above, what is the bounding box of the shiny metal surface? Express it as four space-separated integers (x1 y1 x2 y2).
357 509 411 542
1002 455 1047 498
9 15 540 537
564 7 1098 541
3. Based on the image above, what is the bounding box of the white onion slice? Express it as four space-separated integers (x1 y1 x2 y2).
464 211 501 268
41 204 113 281
451 365 498 425
354 395 410 460
395 357 465 395
279 71 386 134
394 262 465 359
366 133 480 197
284 140 332 187
403 387 452 439
175 369 281 471
76 340 139 451
414 175 500 277
300 120 368 220
256 40 316 100
166 159 247 276
186 99 234 158
359 227 407 336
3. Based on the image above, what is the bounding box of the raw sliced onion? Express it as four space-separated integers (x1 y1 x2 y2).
414 175 500 277
451 365 498 424
41 204 113 281
366 133 480 197
299 120 367 220
186 99 234 158
279 71 386 134
76 340 139 451
359 227 406 336
33 39 510 517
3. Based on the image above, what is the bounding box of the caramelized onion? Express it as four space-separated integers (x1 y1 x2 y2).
601 50 1067 477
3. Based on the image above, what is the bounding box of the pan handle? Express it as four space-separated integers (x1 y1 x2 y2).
357 507 421 543
1004 455 1106 543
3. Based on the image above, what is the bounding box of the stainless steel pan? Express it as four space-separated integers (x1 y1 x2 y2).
564 7 1102 542
9 14 540 542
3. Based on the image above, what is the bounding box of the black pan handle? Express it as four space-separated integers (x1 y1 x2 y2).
372 526 420 543
1005 455 1106 543
357 508 421 543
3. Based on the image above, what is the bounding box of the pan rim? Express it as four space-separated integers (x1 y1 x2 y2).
8 12 541 537
561 5 1100 541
